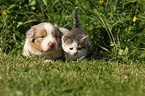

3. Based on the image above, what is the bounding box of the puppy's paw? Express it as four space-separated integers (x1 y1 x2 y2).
43 60 53 63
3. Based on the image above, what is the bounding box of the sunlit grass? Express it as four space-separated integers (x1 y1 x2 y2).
0 53 145 95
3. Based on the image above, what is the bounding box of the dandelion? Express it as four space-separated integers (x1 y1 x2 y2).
2 11 7 15
133 16 137 22
99 0 104 4
127 39 130 42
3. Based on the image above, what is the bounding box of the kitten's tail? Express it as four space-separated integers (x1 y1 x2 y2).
74 7 81 28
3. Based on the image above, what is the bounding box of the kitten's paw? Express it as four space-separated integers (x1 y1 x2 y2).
43 60 53 63
78 56 85 61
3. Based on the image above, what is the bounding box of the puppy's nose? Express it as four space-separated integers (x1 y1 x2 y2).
48 42 55 49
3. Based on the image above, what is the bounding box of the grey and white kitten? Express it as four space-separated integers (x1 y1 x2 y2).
61 8 92 61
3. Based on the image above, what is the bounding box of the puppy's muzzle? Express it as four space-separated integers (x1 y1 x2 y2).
48 42 55 50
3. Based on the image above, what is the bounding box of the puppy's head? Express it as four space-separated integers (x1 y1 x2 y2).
26 23 61 52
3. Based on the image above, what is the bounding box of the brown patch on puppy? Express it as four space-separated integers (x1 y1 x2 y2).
51 29 61 50
28 24 47 52
33 30 47 51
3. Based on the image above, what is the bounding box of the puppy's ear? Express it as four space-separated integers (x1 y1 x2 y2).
26 26 35 42
53 24 62 37
59 27 70 35
54 24 69 34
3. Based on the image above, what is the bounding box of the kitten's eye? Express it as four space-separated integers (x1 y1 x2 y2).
82 47 85 49
41 36 45 38
70 48 73 50
78 47 82 50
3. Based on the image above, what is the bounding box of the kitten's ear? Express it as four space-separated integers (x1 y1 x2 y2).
62 36 72 43
62 36 68 43
26 26 35 42
80 35 88 42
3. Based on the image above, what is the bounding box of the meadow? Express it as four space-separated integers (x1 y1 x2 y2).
0 0 145 95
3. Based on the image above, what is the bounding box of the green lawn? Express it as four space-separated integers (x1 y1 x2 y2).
0 53 145 96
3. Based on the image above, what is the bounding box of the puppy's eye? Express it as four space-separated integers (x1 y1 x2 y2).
41 36 45 38
70 48 73 50
32 39 35 42
55 35 58 38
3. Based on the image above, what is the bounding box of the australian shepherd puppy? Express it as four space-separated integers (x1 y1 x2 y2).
22 23 64 61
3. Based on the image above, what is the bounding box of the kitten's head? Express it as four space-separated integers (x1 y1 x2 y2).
62 35 88 59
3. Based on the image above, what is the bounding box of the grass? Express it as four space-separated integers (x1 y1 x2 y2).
1 53 145 96
0 0 145 95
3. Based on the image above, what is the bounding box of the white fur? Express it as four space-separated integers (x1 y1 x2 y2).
23 38 43 56
41 23 57 51
62 39 87 61
23 38 29 55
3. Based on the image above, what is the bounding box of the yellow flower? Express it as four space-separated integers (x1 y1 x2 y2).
2 11 7 15
99 0 104 4
127 39 130 42
133 16 137 22
31 92 35 96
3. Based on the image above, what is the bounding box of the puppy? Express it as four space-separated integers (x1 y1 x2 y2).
22 23 64 61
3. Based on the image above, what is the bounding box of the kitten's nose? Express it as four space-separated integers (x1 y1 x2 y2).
48 42 55 49
74 51 77 55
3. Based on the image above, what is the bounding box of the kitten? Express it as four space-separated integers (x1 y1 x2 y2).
61 8 92 61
